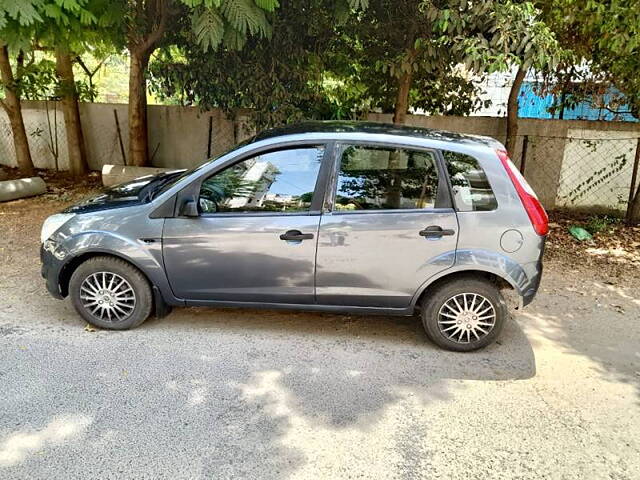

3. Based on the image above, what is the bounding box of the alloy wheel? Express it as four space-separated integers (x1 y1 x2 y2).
437 293 496 344
79 272 136 322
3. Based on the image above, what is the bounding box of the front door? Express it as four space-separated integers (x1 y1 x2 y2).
163 145 327 304
315 143 459 309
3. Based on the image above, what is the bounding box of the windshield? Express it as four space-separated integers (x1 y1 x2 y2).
152 137 258 198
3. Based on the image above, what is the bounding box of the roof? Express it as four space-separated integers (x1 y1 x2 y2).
251 120 498 147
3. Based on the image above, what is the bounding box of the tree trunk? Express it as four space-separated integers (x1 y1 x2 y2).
628 189 640 224
386 71 414 208
0 45 35 176
626 139 640 225
392 70 413 125
128 50 150 167
55 48 88 176
628 186 640 225
506 65 526 156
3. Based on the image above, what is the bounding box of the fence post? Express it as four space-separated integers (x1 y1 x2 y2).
113 109 126 166
625 137 640 223
519 135 528 175
206 115 213 158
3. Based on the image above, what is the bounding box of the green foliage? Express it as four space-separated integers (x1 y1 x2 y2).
460 1 563 74
16 58 57 99
150 0 564 127
331 0 540 118
150 0 358 128
183 0 279 52
0 0 44 29
538 0 640 118
584 214 621 235
191 7 225 51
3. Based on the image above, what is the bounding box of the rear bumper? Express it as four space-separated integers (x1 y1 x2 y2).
521 238 545 307
40 244 65 299
522 261 542 307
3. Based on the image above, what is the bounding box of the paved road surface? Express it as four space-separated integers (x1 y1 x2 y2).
1 266 639 479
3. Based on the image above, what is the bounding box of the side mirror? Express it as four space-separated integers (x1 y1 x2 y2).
179 198 199 217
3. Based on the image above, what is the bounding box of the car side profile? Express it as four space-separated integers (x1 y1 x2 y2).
40 121 547 351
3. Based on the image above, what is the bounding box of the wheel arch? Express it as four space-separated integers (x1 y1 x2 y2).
411 267 518 313
59 250 151 298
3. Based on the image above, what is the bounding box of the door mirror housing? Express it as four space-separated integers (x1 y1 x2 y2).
179 198 199 217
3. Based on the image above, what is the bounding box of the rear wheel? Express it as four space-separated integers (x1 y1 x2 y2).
69 256 152 330
421 277 507 352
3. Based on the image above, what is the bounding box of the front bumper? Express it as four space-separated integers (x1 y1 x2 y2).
40 244 65 299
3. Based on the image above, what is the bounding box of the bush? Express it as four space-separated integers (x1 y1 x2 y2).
584 215 621 235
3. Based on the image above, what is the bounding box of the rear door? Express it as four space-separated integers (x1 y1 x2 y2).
315 143 458 309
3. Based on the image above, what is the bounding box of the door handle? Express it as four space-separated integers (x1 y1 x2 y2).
280 230 315 241
419 226 456 238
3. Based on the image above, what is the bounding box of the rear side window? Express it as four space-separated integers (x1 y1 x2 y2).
443 151 497 212
335 145 439 211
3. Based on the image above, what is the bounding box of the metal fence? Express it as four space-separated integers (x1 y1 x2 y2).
516 133 640 215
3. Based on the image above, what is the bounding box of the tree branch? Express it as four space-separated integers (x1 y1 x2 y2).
75 56 92 77
140 0 170 54
599 104 633 115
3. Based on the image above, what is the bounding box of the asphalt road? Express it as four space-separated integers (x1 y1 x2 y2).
1 264 639 479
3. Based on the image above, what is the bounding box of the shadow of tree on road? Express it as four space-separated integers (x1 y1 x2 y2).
519 275 640 405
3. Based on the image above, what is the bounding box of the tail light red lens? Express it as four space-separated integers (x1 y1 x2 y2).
496 149 549 236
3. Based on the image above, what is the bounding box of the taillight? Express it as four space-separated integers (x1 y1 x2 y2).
496 149 549 236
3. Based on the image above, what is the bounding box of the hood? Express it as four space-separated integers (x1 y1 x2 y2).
63 171 185 214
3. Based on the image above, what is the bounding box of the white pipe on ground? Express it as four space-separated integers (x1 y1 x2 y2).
101 165 177 187
0 177 47 202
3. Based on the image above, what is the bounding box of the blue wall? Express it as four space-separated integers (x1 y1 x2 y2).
518 82 638 122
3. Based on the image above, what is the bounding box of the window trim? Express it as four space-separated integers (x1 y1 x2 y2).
178 141 334 218
324 141 452 215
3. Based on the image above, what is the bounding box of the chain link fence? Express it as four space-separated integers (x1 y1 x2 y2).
515 132 639 216
0 103 68 170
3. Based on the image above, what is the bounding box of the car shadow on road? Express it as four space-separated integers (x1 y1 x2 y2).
146 304 537 385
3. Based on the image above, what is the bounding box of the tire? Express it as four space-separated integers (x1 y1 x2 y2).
69 256 153 330
421 276 507 352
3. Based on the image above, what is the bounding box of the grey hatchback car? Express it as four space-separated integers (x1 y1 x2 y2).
40 122 547 351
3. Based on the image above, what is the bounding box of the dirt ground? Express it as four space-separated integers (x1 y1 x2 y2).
1 174 640 479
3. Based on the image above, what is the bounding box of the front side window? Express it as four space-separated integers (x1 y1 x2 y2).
443 151 497 212
334 145 439 211
199 147 324 214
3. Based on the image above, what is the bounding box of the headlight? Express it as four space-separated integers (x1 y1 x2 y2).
40 213 75 243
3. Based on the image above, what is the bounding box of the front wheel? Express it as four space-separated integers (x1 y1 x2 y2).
421 277 507 352
69 256 153 330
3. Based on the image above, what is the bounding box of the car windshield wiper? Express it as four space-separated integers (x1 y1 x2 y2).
142 171 187 202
